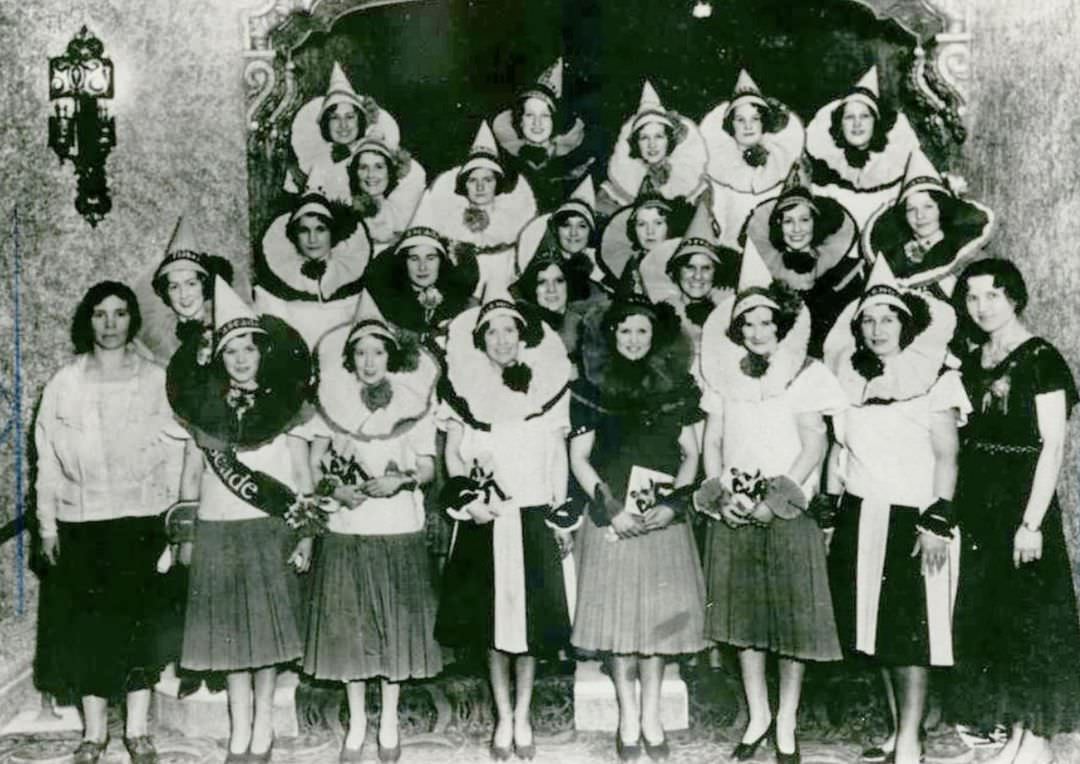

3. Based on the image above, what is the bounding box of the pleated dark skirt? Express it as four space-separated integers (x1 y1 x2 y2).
435 507 571 654
303 531 443 681
35 516 168 700
704 514 841 662
572 517 707 656
182 517 303 672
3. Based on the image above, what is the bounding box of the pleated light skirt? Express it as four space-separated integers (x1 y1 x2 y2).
303 531 443 681
572 517 707 656
182 517 304 672
704 514 841 662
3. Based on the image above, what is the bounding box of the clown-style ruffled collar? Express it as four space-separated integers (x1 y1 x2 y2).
411 168 538 249
257 213 371 302
441 305 570 428
699 293 812 402
492 110 586 160
805 102 919 192
700 103 805 194
827 290 956 405
603 113 708 206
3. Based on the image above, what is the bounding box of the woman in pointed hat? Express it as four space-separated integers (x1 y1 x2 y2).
598 175 689 292
284 61 401 199
35 281 182 764
864 150 994 295
363 226 480 349
696 240 845 763
822 256 965 764
492 58 596 211
255 191 372 349
805 66 922 228
169 278 314 762
345 133 428 256
598 80 708 216
637 197 740 378
699 69 806 247
569 278 707 760
411 122 538 299
944 259 1080 764
434 286 574 761
742 163 865 358
299 294 442 762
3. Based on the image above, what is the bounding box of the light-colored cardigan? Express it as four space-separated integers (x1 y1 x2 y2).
34 352 182 536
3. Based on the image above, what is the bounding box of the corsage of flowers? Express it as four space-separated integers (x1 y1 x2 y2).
742 143 770 168
463 206 491 233
284 494 333 537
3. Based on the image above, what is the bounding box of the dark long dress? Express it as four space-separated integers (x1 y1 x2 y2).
948 337 1080 736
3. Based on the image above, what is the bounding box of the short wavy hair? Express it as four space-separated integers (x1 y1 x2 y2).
726 297 799 347
341 332 406 375
454 165 513 198
767 197 845 253
722 101 787 138
71 281 142 354
512 94 571 140
318 102 367 145
628 122 677 162
828 101 898 156
471 313 543 352
151 256 234 306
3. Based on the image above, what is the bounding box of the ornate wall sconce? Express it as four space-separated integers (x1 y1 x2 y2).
48 26 116 227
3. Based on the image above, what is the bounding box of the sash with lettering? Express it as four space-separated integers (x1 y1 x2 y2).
203 446 296 517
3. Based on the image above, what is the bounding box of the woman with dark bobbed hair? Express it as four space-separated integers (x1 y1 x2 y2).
599 176 689 291
742 164 864 358
805 66 921 228
345 134 427 256
492 58 595 211
945 258 1080 764
412 122 538 298
35 281 180 764
864 150 994 295
255 192 372 349
696 242 844 764
823 256 965 764
598 80 708 216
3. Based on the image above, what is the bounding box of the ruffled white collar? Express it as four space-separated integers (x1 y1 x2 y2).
260 213 371 300
805 101 919 190
699 104 805 194
603 113 708 205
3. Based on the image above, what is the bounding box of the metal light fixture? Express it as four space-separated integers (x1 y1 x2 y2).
48 26 116 227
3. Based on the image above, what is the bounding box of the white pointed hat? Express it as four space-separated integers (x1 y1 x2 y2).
857 253 910 317
155 216 208 280
898 150 949 202
475 282 526 331
775 162 819 214
523 57 564 110
675 197 724 264
732 238 780 319
321 61 364 116
345 290 398 349
729 68 767 110
459 120 504 178
214 276 265 354
553 175 597 228
631 80 674 133
843 66 880 115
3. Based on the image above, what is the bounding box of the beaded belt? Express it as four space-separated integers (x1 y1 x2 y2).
968 439 1040 455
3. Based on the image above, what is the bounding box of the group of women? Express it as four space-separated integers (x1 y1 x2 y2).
32 57 1077 764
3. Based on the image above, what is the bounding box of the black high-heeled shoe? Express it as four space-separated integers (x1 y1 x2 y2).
775 737 800 764
615 733 642 761
642 734 670 761
732 721 773 761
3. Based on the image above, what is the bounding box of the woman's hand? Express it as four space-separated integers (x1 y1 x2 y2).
642 505 675 532
42 535 60 565
553 529 574 558
360 475 404 499
610 511 646 539
334 483 367 508
289 537 314 573
913 530 949 574
747 501 775 528
1013 525 1043 567
720 495 752 529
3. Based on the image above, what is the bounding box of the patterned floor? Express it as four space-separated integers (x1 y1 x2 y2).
3 658 1078 763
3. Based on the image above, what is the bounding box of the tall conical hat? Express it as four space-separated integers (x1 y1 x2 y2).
631 80 674 133
459 121 504 178
632 174 672 213
214 276 265 354
843 65 880 115
674 197 723 264
774 162 818 214
553 175 597 228
155 216 208 280
321 61 364 116
731 238 779 319
729 68 767 111
856 254 910 316
344 290 398 349
898 150 949 203
522 57 564 110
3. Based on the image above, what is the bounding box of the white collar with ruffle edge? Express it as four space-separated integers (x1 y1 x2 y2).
260 213 371 300
492 109 587 160
700 103 805 194
805 101 919 191
604 113 708 205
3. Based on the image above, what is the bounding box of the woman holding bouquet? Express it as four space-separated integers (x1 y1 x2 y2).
569 284 707 760
697 241 845 763
301 295 443 762
169 278 313 762
434 287 573 761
